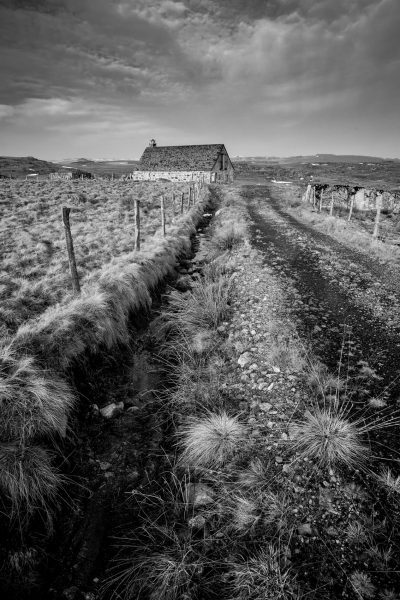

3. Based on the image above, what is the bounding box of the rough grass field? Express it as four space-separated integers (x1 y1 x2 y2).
0 179 190 336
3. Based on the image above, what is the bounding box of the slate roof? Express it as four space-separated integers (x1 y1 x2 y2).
139 144 229 172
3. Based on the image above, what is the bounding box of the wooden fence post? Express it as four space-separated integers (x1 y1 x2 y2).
172 192 175 214
187 187 192 210
161 195 166 236
348 191 354 221
181 192 184 214
329 190 334 216
134 199 141 250
319 188 323 212
312 186 316 209
62 206 80 294
373 193 382 239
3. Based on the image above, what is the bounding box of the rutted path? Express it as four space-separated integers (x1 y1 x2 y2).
244 184 400 412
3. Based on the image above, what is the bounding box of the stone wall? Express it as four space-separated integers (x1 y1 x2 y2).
302 183 400 213
131 170 234 183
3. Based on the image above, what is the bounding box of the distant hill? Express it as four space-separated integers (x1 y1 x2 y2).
58 158 140 177
233 154 399 165
280 154 398 165
0 156 59 178
233 154 400 191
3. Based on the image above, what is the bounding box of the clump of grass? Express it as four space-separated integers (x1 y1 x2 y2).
108 547 201 600
8 546 39 574
231 495 261 532
266 327 307 373
366 545 393 569
237 458 272 491
229 491 290 537
349 571 375 599
0 345 75 440
104 484 204 600
289 408 368 469
379 588 398 600
161 334 226 414
227 545 297 600
213 224 245 251
162 275 235 336
303 360 346 399
346 521 368 545
0 443 61 516
202 256 232 282
377 468 400 495
179 411 246 469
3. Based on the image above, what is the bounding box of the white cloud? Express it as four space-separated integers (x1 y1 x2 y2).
16 98 88 118
0 104 15 119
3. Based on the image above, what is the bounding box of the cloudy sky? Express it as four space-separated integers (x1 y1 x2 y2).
0 0 399 159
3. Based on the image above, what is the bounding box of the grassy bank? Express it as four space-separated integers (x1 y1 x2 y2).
0 185 211 536
0 179 193 335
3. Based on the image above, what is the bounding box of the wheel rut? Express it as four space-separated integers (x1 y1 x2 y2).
244 185 400 413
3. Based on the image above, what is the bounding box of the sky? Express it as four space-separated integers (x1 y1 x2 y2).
0 0 399 160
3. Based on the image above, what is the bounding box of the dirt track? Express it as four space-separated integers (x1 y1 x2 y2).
244 183 400 413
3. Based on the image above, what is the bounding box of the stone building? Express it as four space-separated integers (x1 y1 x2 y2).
132 142 234 183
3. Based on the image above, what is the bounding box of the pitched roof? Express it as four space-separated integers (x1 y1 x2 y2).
139 144 227 171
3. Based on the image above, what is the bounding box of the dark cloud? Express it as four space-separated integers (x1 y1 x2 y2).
0 0 399 158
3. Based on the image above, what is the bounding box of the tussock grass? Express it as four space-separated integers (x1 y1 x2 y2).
161 275 235 337
202 254 233 282
106 543 201 600
213 223 246 251
346 521 368 545
237 457 273 491
104 468 205 600
179 411 246 469
303 360 346 398
377 468 400 495
0 443 61 516
289 383 400 471
379 589 398 600
349 571 376 599
164 340 225 414
229 491 290 537
227 545 297 600
289 408 368 469
0 345 75 440
265 324 307 373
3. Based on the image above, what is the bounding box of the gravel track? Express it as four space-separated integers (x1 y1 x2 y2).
244 184 400 408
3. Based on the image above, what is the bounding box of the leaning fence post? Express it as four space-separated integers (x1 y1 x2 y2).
329 190 334 216
348 190 354 221
134 199 140 250
373 193 382 239
187 187 192 210
161 195 166 236
62 206 80 294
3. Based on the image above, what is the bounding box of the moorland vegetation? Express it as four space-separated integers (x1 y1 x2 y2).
0 179 191 336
